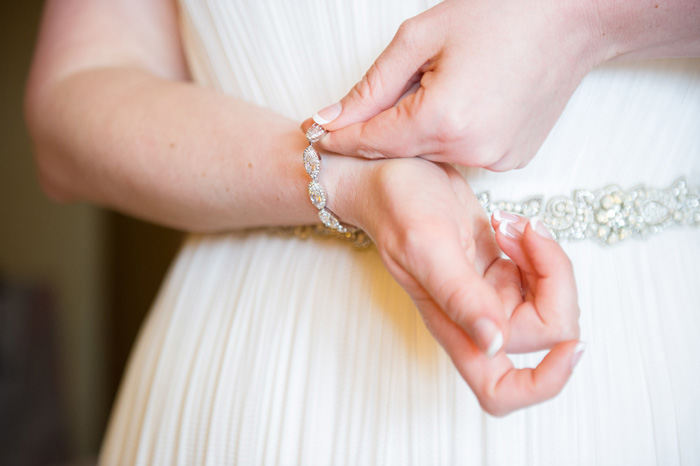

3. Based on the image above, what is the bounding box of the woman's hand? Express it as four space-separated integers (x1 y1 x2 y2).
305 0 602 171
325 155 583 415
305 0 700 171
490 211 580 354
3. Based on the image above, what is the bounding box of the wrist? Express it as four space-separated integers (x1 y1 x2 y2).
586 0 700 62
545 0 612 70
321 152 372 230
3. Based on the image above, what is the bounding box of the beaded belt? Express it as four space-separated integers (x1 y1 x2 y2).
277 178 699 247
479 178 699 245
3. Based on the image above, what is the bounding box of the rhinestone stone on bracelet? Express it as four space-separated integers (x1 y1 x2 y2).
478 178 700 245
304 123 354 234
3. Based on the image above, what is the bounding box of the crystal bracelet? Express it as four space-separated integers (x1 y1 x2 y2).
303 123 354 234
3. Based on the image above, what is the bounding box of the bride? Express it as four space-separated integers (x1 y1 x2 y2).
26 0 700 464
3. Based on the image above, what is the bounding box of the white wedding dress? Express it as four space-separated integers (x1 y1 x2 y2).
99 1 700 465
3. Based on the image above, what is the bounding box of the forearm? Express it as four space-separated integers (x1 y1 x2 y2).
590 0 700 61
26 67 321 232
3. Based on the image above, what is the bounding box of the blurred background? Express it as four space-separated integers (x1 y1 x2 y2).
1 2 183 464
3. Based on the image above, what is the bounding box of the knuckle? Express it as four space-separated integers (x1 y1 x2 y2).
487 156 519 172
470 141 508 169
351 63 385 108
395 18 424 44
477 392 509 417
478 152 508 170
563 312 581 339
441 285 475 326
433 108 467 144
551 321 580 343
424 106 506 168
350 76 371 105
546 313 580 344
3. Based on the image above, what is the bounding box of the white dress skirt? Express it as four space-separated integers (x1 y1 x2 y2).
99 1 700 464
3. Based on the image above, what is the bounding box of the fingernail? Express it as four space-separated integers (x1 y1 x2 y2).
530 217 554 240
571 342 586 370
313 102 342 125
493 209 519 223
498 220 522 239
474 318 504 358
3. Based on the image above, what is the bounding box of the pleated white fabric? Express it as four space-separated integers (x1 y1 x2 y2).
99 1 700 465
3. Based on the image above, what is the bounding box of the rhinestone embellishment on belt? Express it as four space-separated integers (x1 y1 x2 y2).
478 179 700 244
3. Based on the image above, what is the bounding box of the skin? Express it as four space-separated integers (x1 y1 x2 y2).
25 0 586 415
309 0 700 170
24 0 319 231
335 157 582 415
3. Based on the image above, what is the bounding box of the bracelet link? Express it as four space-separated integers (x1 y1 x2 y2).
304 123 353 234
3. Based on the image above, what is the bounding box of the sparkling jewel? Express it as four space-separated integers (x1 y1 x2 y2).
308 180 326 209
303 123 351 234
303 145 321 179
478 178 699 245
319 209 346 232
306 123 327 144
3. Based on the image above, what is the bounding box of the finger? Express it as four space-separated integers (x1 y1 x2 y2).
491 210 534 275
492 212 576 307
417 288 585 416
395 223 508 358
481 258 523 320
482 340 584 416
315 89 440 159
495 215 580 351
301 79 420 133
521 217 579 325
310 18 443 131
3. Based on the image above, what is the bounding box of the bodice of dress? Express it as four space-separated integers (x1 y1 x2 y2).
177 0 700 204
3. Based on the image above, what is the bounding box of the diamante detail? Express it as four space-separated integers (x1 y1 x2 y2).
479 178 700 245
306 123 327 144
319 209 348 233
302 125 352 234
308 180 326 209
303 146 321 179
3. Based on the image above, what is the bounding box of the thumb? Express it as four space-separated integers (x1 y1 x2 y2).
312 19 442 131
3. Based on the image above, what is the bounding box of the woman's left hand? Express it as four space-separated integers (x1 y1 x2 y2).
325 154 582 415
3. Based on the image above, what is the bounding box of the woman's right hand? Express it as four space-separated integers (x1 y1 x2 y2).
308 0 600 171
306 0 700 171
324 154 583 415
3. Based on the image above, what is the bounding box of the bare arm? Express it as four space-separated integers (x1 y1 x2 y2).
25 0 320 231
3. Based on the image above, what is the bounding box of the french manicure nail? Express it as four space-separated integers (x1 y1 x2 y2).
530 217 554 240
474 318 504 358
498 220 522 239
313 102 342 125
571 342 586 370
493 209 520 223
